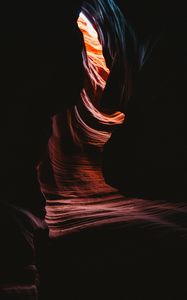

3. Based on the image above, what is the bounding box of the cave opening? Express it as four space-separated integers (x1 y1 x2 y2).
77 12 110 84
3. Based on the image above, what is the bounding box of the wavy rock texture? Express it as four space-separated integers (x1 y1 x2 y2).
39 9 187 241
39 12 125 237
37 2 187 299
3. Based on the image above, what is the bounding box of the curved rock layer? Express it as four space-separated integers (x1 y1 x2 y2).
39 1 187 239
40 10 126 237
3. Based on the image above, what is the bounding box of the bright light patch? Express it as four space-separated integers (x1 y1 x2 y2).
77 12 110 76
79 12 98 39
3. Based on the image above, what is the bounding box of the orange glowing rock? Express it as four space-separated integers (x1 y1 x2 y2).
78 13 110 78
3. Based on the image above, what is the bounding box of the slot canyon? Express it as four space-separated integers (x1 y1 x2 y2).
0 1 187 299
